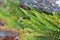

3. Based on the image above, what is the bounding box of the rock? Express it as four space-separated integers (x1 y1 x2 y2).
20 0 60 14
0 30 19 40
0 0 5 6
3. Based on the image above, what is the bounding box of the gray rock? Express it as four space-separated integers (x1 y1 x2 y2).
20 0 60 14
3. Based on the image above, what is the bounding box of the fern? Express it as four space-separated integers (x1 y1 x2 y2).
0 0 60 40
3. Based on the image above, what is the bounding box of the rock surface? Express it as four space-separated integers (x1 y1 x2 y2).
20 0 60 14
0 0 60 14
0 30 19 40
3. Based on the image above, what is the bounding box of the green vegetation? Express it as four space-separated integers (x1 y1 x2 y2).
0 0 60 40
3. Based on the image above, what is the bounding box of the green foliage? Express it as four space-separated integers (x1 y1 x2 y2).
0 0 60 40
